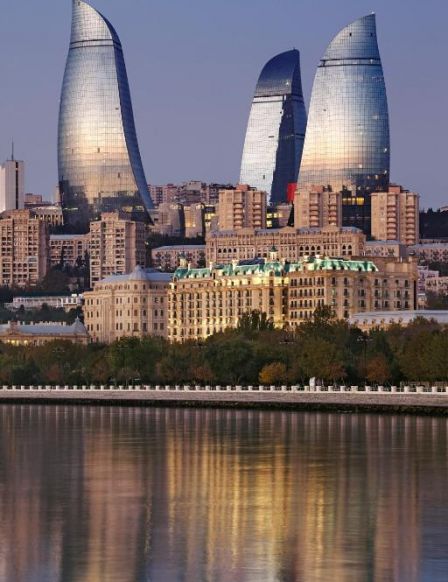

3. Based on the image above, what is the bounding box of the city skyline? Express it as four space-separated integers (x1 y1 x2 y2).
0 0 447 207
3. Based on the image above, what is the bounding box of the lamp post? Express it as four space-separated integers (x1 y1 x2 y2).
357 333 371 386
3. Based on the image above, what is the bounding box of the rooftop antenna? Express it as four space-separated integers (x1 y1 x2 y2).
11 140 14 162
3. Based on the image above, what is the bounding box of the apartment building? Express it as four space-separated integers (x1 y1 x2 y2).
0 209 49 287
89 212 148 285
371 185 419 245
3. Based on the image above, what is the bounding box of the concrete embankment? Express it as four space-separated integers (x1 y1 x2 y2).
1 388 448 415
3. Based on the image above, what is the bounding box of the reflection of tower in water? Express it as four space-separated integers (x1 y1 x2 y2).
0 406 445 581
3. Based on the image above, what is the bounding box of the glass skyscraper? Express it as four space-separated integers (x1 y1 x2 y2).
58 0 153 232
240 50 307 205
297 14 390 233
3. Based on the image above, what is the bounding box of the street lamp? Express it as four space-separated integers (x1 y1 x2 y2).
357 333 372 386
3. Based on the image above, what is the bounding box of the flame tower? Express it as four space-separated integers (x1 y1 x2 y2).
58 0 153 232
240 50 307 205
297 15 390 233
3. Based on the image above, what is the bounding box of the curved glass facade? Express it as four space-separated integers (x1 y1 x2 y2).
240 50 307 205
58 0 153 232
297 15 390 233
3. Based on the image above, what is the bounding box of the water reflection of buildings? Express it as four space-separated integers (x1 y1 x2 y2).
0 407 446 581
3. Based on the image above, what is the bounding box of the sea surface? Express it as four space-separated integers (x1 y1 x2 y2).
0 405 447 582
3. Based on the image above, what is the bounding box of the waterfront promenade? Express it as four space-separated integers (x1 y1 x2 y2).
1 384 448 413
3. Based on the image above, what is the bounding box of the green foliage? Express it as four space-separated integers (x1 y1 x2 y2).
1 307 448 385
426 292 448 310
36 269 71 294
0 305 81 325
237 310 274 334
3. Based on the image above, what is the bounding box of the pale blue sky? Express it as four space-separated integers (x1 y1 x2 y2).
0 0 447 207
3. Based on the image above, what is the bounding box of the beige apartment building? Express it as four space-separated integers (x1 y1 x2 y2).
168 252 417 341
0 209 49 287
364 240 408 259
294 187 342 229
89 212 148 285
408 242 448 263
218 185 267 230
206 225 366 264
50 233 90 268
84 266 172 343
371 185 419 245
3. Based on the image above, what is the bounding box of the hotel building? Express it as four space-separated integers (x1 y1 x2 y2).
168 252 417 342
206 226 366 264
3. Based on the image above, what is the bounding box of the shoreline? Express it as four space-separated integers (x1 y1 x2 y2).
1 388 448 416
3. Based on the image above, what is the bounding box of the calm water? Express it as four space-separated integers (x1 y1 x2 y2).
0 406 447 582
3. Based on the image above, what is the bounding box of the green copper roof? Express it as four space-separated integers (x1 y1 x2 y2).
173 256 378 280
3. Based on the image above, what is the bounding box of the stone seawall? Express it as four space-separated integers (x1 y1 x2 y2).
1 389 448 415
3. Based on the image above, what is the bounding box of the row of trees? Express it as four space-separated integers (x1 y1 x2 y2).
1 308 448 386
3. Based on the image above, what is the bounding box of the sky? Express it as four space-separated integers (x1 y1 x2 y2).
0 0 447 208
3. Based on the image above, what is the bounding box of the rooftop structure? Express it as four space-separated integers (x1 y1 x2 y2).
0 319 89 346
350 310 448 331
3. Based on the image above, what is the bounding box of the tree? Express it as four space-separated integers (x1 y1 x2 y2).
366 354 392 385
299 337 347 382
205 338 255 384
37 269 70 294
237 310 274 334
259 362 287 385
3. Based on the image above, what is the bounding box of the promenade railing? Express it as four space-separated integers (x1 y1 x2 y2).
1 384 448 395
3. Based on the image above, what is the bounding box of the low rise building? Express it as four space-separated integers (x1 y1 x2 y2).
408 242 448 263
84 266 172 344
151 245 206 271
168 252 417 341
424 273 448 296
206 226 366 264
350 310 448 331
5 294 83 312
364 240 408 259
0 319 89 346
50 234 90 268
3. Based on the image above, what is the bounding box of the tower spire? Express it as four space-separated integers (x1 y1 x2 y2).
11 140 14 162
